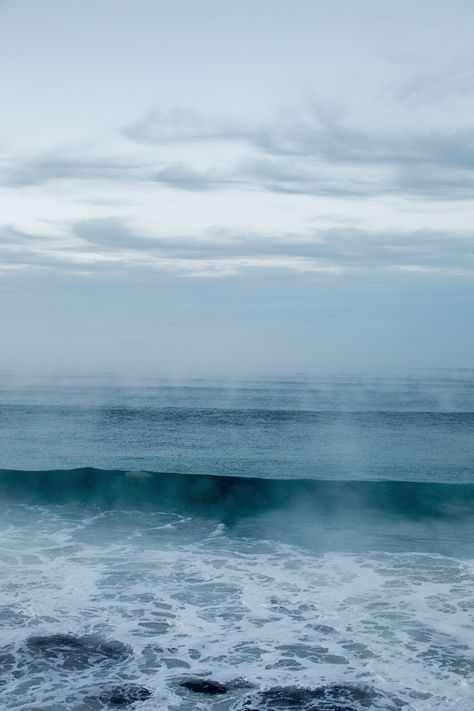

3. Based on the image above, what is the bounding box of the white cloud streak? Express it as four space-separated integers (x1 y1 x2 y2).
1 220 473 279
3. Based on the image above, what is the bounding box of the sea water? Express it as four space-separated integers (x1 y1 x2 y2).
0 373 473 710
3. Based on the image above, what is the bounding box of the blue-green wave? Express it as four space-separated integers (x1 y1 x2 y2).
1 468 473 521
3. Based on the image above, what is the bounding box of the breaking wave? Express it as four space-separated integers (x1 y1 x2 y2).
1 467 474 520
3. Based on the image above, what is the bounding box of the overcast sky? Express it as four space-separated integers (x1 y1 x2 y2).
1 0 473 374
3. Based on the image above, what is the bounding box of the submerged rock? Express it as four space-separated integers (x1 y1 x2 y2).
238 683 400 710
100 684 152 706
181 678 227 694
25 633 131 670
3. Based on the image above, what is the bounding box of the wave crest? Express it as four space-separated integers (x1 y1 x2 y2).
1 468 473 521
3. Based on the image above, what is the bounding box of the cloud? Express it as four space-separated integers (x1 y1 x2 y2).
387 64 474 108
153 163 236 191
122 99 474 200
123 106 260 146
126 100 474 164
3 89 474 200
1 219 473 279
0 221 341 278
0 156 142 188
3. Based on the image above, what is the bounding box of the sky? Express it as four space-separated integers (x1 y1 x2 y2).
1 0 474 375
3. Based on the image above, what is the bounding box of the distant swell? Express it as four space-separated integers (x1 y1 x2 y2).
1 468 474 521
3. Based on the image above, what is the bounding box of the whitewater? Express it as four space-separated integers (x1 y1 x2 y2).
0 373 473 710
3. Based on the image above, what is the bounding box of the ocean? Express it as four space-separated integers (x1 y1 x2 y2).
0 372 473 710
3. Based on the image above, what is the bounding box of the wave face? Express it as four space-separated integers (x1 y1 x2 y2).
1 468 474 557
1 466 474 516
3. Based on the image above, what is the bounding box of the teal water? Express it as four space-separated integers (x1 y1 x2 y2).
0 373 473 710
1 373 473 480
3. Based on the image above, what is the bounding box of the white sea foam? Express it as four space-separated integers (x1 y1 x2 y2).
0 504 473 710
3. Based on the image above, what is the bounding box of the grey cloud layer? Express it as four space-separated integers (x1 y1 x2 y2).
124 105 474 200
3 100 474 200
2 219 473 278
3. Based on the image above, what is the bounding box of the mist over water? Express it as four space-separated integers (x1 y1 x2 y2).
1 371 474 480
0 372 473 710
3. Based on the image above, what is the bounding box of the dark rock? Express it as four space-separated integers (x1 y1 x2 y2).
100 684 152 706
181 678 227 694
27 633 81 649
25 633 131 670
239 683 400 710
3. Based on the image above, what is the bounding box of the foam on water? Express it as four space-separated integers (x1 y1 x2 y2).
1 503 473 710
